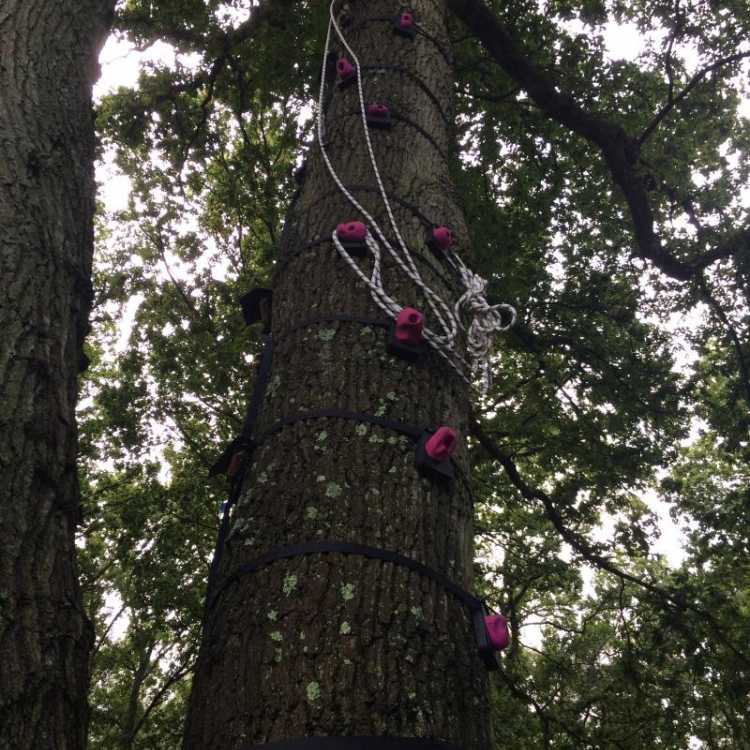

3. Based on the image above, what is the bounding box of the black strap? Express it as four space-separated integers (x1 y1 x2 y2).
239 738 462 750
337 108 449 163
291 235 457 292
414 27 454 66
302 184 438 234
240 333 275 441
205 470 244 599
279 198 459 290
209 540 483 612
338 15 454 66
208 540 499 671
299 184 462 283
340 14 393 31
251 409 471 492
358 66 450 127
388 110 450 162
209 334 275 476
206 335 275 596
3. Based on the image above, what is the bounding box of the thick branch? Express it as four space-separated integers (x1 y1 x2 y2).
446 0 746 283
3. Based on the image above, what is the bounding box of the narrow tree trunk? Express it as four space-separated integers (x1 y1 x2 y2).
185 1 491 746
0 3 113 747
119 643 154 750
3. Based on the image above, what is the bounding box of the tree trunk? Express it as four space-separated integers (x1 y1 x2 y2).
184 1 492 746
0 2 113 747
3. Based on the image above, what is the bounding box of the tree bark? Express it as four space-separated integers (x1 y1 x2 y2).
184 1 492 746
0 2 114 747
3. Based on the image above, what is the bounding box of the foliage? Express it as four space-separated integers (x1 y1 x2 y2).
81 0 750 747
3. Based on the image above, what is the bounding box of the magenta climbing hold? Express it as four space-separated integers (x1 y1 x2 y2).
337 57 355 85
336 221 367 243
415 426 457 482
394 307 424 346
367 103 389 117
425 426 458 461
388 307 426 361
484 613 510 651
394 8 417 38
432 226 455 251
336 221 368 258
366 103 393 129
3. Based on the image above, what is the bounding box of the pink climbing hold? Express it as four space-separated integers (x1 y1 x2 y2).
394 9 417 38
366 103 392 129
336 221 367 243
484 613 510 651
432 226 455 251
388 307 426 361
337 57 355 81
367 103 390 118
415 426 456 481
394 307 425 347
424 426 457 462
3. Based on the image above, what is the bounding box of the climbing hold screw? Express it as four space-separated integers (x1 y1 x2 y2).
394 307 424 347
336 221 367 243
368 103 389 117
394 9 417 38
400 11 414 30
415 426 457 482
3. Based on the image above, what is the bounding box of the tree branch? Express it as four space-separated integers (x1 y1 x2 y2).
468 414 750 666
446 0 747 283
639 51 750 146
697 276 750 407
130 650 196 741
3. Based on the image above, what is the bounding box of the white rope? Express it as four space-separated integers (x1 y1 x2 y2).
319 3 458 348
448 252 517 390
316 0 517 392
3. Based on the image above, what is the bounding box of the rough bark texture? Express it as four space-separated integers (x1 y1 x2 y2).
184 1 492 747
0 2 113 748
